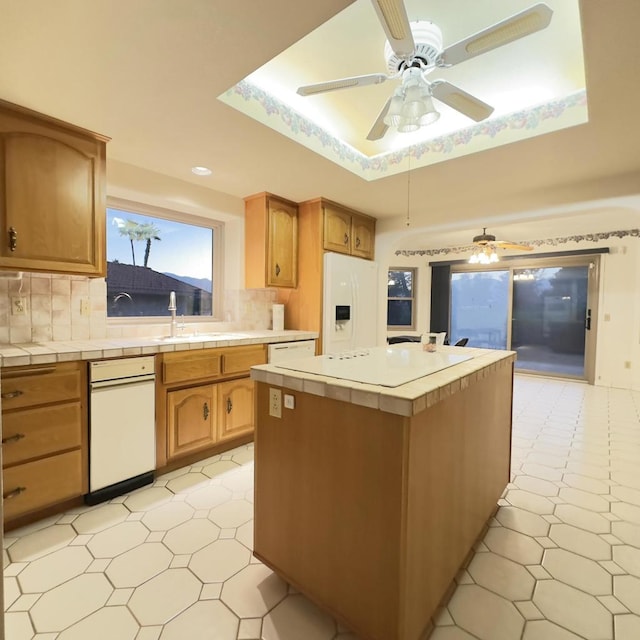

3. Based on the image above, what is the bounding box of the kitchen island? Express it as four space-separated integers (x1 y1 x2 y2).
250 345 515 640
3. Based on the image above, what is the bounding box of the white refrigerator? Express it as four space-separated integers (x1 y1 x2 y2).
323 252 379 355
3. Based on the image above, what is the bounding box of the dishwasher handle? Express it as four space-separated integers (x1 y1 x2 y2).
90 374 156 390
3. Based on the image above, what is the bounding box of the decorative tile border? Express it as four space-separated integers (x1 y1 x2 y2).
395 228 640 257
220 80 587 180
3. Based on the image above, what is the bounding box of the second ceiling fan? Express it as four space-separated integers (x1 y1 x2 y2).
297 0 554 140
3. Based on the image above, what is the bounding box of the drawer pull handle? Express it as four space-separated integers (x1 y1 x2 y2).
355 236 361 248
344 233 349 245
203 402 209 420
1 390 23 400
2 433 25 445
4 487 26 500
275 263 281 277
226 398 233 414
8 226 17 252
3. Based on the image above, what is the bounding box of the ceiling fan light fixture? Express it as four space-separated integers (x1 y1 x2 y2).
383 93 404 126
418 96 440 125
397 117 420 133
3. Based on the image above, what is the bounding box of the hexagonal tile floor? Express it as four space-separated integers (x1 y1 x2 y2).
4 375 640 639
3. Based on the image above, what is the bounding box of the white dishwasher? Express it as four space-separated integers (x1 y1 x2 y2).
87 356 156 505
267 339 316 363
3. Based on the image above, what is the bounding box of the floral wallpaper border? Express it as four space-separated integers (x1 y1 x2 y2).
395 228 640 257
222 80 587 179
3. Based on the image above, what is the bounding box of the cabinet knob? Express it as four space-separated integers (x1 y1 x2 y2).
355 237 361 248
1 389 23 400
203 402 209 420
226 398 233 414
343 233 349 245
4 487 26 500
2 433 25 445
8 226 17 252
275 263 281 277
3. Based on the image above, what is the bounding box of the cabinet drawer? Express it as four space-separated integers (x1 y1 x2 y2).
222 345 266 375
162 351 222 384
1 362 82 410
3 450 84 521
2 403 83 467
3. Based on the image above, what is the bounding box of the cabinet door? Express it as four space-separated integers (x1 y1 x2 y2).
0 102 107 276
323 205 351 254
267 197 298 287
351 215 376 259
217 378 255 442
167 385 217 459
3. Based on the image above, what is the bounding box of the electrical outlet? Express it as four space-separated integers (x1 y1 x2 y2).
11 296 27 316
269 388 282 418
284 393 295 410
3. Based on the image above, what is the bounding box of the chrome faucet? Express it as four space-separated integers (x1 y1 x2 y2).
168 291 177 337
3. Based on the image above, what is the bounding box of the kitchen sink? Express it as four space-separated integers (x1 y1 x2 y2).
153 333 242 343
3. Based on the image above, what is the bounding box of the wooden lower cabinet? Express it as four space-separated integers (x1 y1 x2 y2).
157 344 266 469
167 385 217 459
217 378 255 442
3 450 84 522
1 361 87 528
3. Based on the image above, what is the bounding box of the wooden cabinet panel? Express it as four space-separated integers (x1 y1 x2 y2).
323 205 351 254
1 362 82 410
162 350 222 385
217 378 255 442
244 192 298 288
268 198 298 287
3 450 84 521
0 99 108 276
222 345 266 375
2 403 83 467
351 215 375 259
167 385 217 458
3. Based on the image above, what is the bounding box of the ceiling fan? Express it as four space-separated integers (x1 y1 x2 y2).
473 228 533 251
297 0 553 140
468 228 532 264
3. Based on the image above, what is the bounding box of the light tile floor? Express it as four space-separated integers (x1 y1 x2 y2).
3 375 640 639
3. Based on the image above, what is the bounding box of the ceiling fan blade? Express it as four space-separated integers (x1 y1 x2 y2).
297 73 388 96
366 98 391 141
431 81 494 122
438 3 553 67
371 0 415 59
495 240 533 251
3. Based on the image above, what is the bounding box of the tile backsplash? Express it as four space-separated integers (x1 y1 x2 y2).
0 272 278 344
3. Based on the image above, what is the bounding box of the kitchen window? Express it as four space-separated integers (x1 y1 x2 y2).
387 268 416 330
106 199 223 319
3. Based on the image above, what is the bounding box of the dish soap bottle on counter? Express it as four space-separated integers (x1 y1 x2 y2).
421 333 437 352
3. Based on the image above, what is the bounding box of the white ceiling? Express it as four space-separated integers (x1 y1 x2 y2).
1 0 639 250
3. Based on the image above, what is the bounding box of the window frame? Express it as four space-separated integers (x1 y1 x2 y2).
106 196 224 324
387 267 417 331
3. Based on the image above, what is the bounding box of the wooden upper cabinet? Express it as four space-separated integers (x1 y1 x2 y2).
0 99 108 276
323 205 351 255
351 215 375 259
323 201 376 260
244 192 298 288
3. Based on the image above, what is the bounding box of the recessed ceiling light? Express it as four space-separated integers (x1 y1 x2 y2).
191 166 212 176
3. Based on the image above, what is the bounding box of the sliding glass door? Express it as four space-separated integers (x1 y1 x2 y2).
448 256 599 382
512 266 588 377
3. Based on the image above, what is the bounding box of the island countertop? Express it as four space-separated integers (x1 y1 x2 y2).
0 329 318 368
251 344 516 417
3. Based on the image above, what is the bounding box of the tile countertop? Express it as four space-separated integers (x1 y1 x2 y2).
251 345 516 418
0 330 319 368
